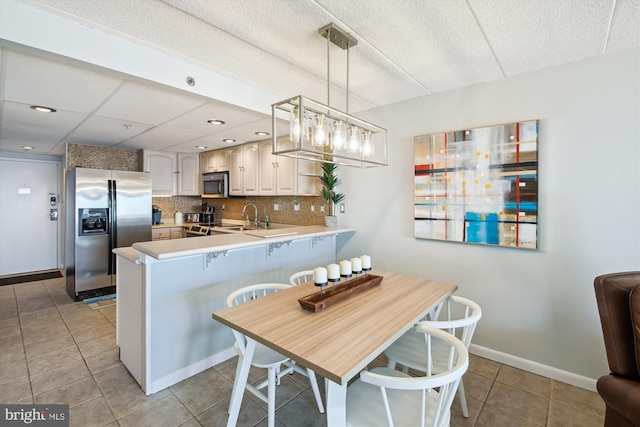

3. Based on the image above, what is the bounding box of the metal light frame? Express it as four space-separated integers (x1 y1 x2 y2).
272 23 388 168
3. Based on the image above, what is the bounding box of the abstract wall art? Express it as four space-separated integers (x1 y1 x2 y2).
414 120 539 249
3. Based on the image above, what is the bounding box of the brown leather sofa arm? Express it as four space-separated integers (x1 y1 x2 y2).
597 375 640 427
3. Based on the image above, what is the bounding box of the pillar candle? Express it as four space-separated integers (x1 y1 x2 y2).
327 263 340 281
351 257 363 273
313 267 327 285
340 260 352 277
360 255 371 270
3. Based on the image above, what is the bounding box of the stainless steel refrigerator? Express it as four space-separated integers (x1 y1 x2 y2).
65 168 152 300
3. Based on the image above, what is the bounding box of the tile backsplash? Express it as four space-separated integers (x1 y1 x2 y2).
153 196 331 226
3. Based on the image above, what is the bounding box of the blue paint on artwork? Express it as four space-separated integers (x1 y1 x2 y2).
466 212 499 244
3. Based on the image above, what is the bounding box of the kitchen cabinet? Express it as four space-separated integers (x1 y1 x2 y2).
258 138 318 196
229 142 258 196
141 150 199 196
177 153 199 196
200 149 230 173
152 226 184 240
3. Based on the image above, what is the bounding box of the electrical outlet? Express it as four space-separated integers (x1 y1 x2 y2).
311 205 315 212
340 203 345 213
221 204 225 211
320 205 325 213
273 203 280 211
294 203 300 212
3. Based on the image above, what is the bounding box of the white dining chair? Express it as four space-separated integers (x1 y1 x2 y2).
384 295 482 418
289 270 314 286
347 326 468 427
226 283 324 427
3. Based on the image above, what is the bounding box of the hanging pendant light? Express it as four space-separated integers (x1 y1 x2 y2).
272 23 387 168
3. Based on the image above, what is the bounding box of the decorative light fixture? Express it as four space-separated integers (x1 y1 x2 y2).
272 23 387 168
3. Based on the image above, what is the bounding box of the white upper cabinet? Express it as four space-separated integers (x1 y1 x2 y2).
201 149 230 173
258 139 297 195
177 153 199 196
229 139 318 196
229 142 259 196
141 150 200 196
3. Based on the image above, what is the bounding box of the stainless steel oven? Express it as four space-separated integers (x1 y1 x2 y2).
183 224 210 237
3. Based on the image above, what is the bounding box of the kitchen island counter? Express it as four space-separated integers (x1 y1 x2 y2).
114 225 354 395
132 225 354 261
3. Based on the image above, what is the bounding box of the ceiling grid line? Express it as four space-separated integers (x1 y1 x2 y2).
465 0 507 78
313 0 435 97
602 0 618 55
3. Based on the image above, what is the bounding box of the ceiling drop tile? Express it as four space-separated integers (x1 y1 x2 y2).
95 80 208 125
3 49 124 112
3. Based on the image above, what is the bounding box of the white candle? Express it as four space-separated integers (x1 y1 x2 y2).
313 267 327 284
327 263 340 281
340 260 352 277
351 257 363 273
360 255 371 270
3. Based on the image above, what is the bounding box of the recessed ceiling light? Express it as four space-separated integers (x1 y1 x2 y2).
21 146 34 150
30 105 56 113
207 119 225 125
222 139 236 143
195 146 208 150
255 131 270 136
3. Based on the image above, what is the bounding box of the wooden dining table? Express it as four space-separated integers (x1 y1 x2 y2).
212 270 457 427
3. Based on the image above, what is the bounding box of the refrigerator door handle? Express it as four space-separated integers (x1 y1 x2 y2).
108 179 117 275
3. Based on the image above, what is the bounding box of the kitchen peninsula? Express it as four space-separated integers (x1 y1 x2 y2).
113 225 354 395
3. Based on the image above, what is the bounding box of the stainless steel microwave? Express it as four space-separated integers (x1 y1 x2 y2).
201 172 228 198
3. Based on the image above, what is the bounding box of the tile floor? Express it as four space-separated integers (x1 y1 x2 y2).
1 275 605 426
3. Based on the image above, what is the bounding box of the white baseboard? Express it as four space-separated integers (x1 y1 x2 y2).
469 344 597 392
147 347 237 395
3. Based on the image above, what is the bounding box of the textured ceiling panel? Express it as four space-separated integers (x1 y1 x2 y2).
2 49 124 112
607 0 640 52
0 0 637 155
467 0 618 76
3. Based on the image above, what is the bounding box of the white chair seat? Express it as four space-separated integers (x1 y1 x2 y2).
347 327 468 427
385 295 482 418
226 283 324 427
347 367 451 427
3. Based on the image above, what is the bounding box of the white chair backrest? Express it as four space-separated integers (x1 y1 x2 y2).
226 283 291 355
419 295 481 349
360 327 468 427
289 270 314 286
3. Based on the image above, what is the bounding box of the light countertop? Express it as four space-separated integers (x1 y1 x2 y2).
122 225 355 261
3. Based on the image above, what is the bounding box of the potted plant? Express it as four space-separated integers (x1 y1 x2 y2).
318 162 345 227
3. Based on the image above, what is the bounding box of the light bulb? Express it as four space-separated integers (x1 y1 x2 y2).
312 114 328 146
362 131 374 157
332 120 346 150
347 126 361 153
289 107 300 143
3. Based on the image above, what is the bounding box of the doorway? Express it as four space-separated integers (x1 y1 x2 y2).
0 157 61 275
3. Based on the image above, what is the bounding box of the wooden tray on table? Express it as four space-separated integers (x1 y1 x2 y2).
298 273 383 312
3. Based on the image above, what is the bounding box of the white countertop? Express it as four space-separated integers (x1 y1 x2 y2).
127 225 354 261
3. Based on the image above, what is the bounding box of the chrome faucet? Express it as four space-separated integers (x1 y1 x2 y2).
241 203 259 229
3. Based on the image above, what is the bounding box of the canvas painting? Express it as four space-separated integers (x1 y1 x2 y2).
414 120 539 249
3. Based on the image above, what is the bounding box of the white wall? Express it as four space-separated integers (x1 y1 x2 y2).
338 48 640 383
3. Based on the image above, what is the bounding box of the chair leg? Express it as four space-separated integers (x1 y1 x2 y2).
306 368 325 413
457 378 469 417
229 355 243 414
267 367 276 427
386 358 397 370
